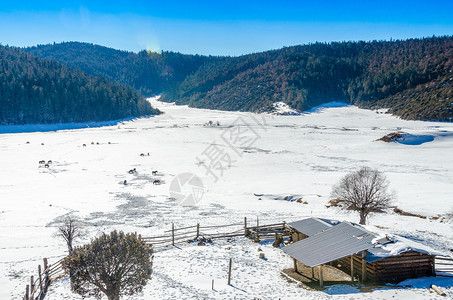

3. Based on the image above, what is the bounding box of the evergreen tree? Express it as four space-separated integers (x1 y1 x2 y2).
62 231 153 300
0 45 159 125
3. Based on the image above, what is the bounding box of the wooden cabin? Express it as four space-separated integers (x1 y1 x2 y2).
284 218 439 284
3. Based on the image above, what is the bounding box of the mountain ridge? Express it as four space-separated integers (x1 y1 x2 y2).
25 37 453 122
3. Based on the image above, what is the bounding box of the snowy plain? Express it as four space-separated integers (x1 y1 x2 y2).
1 97 453 299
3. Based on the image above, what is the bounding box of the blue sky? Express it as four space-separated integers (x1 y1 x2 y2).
1 0 452 56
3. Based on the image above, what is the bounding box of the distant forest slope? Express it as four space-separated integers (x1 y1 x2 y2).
0 45 158 125
26 37 453 121
26 42 209 97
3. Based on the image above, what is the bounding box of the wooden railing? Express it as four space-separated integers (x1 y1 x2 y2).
435 256 453 277
141 218 288 248
20 218 289 298
22 257 65 300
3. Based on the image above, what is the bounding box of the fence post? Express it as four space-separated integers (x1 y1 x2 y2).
196 223 200 239
172 223 175 246
43 258 50 297
38 265 42 290
319 265 324 287
361 251 367 282
43 258 48 271
227 258 232 285
25 285 29 300
30 276 34 298
350 255 354 282
256 217 259 237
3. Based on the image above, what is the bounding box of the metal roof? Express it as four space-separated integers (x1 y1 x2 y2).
288 217 336 237
284 218 441 266
283 222 376 267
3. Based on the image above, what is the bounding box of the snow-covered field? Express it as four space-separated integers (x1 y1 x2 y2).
1 97 453 299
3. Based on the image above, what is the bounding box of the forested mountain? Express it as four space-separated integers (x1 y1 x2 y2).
26 42 209 97
26 37 453 121
0 45 158 125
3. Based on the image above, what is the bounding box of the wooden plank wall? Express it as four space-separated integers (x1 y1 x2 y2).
334 250 434 283
373 251 434 282
335 254 377 282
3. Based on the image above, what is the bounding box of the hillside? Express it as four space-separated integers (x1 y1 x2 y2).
26 42 209 97
26 37 453 121
0 45 158 125
174 37 453 121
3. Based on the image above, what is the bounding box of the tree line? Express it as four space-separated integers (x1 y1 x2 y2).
0 45 158 125
26 37 453 122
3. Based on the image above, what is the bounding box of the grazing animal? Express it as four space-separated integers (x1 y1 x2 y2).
44 164 50 168
47 160 52 164
41 143 44 146
91 142 94 145
26 141 30 144
147 153 150 156
153 179 161 185
108 142 111 144
82 144 86 147
96 142 99 145
140 153 145 157
128 168 137 174
39 160 45 164
152 170 158 175
123 180 127 185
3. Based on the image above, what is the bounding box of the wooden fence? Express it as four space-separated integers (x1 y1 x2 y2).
21 218 289 299
435 256 453 277
141 218 288 248
22 257 64 300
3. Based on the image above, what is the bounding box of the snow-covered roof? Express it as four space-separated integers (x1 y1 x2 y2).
284 218 442 266
363 229 444 262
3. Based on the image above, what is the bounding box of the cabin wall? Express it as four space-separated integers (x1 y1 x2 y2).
335 250 434 283
335 254 376 282
291 231 308 243
373 251 434 282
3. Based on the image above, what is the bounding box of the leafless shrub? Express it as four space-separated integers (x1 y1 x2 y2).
56 214 84 254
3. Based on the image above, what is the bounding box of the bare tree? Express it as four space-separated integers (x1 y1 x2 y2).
62 231 153 300
331 167 393 225
57 214 83 254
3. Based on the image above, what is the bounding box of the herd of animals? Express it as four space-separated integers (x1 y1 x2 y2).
36 141 162 185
